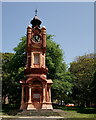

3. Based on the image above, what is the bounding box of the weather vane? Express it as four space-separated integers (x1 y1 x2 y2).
35 9 38 16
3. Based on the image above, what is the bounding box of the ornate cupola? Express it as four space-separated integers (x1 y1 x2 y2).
20 10 53 110
31 9 42 28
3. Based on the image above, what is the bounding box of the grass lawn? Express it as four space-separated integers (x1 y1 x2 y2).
59 110 96 118
54 106 96 118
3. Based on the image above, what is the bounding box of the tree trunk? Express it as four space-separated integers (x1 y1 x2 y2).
61 99 62 106
2 96 6 104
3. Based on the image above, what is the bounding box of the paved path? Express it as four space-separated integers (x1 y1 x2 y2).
1 116 65 120
1 117 96 120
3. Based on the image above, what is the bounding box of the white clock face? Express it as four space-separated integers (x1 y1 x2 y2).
32 35 41 43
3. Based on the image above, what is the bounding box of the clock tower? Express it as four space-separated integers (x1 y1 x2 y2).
20 11 53 110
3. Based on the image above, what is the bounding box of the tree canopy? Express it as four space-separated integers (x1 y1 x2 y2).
2 35 96 107
2 35 73 105
69 53 96 107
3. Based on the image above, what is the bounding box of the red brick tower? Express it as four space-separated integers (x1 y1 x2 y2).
20 10 53 110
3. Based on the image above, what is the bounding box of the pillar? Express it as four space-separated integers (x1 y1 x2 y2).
42 83 47 109
27 25 32 45
49 86 51 103
28 84 32 103
43 84 46 102
20 85 25 110
42 26 46 48
27 84 35 110
27 25 32 67
47 85 53 109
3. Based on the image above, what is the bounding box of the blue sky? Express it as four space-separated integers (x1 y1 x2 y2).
2 2 94 65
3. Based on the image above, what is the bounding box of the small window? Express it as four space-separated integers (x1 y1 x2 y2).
34 53 40 64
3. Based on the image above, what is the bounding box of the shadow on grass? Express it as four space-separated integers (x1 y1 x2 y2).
2 104 60 116
77 107 96 114
2 104 23 116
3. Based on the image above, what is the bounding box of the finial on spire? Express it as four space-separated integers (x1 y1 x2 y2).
35 9 38 16
31 9 42 28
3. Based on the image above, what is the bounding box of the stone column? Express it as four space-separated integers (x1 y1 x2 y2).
27 84 35 110
47 85 53 109
42 83 47 109
49 86 51 103
28 84 32 103
27 26 32 67
20 85 25 110
41 26 46 48
27 25 32 45
43 84 46 102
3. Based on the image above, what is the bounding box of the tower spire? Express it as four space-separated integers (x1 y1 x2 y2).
35 9 38 16
31 9 42 28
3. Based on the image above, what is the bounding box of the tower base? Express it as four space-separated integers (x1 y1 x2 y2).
46 102 53 109
20 102 26 110
42 102 53 109
27 102 36 110
42 102 47 109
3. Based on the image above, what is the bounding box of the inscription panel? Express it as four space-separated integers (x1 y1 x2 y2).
33 94 40 98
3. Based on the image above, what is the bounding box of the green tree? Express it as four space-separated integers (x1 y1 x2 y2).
2 52 21 104
69 53 96 107
46 35 73 104
46 35 65 79
52 71 74 104
2 35 73 105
